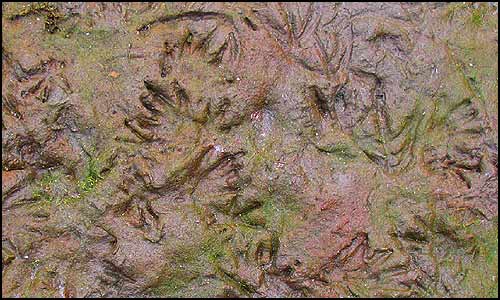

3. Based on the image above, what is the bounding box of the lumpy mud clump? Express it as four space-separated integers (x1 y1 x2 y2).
2 2 498 298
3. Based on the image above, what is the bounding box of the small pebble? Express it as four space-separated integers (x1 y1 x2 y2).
109 71 120 78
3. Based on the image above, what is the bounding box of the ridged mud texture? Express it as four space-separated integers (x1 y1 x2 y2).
2 2 498 298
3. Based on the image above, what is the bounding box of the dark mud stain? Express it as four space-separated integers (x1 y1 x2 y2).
2 2 498 298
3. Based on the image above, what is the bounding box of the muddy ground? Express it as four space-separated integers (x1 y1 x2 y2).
1 2 498 298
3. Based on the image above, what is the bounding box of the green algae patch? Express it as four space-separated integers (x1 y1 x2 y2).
78 156 102 193
458 219 498 298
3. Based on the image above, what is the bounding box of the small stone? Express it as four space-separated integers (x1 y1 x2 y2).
109 71 120 78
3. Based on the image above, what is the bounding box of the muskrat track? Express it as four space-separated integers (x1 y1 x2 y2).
2 2 498 298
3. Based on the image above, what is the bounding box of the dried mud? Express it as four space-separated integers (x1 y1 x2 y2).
2 2 498 298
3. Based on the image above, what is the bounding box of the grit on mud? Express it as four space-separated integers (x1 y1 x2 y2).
2 2 498 298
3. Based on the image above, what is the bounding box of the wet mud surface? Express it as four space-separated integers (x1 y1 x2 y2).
2 2 498 297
